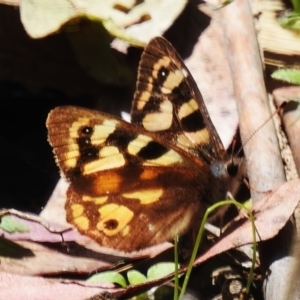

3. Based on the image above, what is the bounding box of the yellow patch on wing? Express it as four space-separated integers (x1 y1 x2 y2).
83 195 108 204
90 120 118 145
71 204 84 218
99 146 119 157
181 68 188 78
66 119 119 168
70 204 89 230
97 204 134 236
127 134 152 155
66 143 80 152
83 153 125 174
64 150 80 160
144 149 182 166
162 69 184 92
73 216 90 230
121 225 130 236
151 56 171 81
178 99 198 119
64 157 78 168
69 117 90 138
142 100 173 131
137 91 151 110
177 133 194 148
122 189 163 204
187 129 210 145
64 142 80 168
152 57 171 78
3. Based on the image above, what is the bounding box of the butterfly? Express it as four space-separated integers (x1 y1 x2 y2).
46 37 240 252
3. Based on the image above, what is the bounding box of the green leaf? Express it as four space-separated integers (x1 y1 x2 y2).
0 216 29 233
243 199 253 210
147 262 179 281
278 12 300 32
127 270 147 285
271 69 300 85
127 270 148 300
292 0 300 14
87 271 127 288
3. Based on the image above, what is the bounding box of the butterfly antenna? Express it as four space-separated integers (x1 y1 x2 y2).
230 136 237 163
235 100 287 157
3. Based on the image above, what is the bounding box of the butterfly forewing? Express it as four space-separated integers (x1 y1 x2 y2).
131 37 226 164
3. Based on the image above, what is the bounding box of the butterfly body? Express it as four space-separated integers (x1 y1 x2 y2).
47 37 236 252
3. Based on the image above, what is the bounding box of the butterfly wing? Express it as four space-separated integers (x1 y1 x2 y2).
131 37 226 164
47 106 226 251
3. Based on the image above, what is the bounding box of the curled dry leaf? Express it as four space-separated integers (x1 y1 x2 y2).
0 271 120 300
0 212 117 275
0 208 171 275
0 240 114 275
194 179 300 266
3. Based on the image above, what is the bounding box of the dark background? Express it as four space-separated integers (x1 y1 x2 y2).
0 2 209 213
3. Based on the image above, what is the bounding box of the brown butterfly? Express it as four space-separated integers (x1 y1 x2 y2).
46 37 240 252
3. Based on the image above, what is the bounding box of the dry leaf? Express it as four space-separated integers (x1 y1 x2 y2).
194 179 300 266
0 272 120 300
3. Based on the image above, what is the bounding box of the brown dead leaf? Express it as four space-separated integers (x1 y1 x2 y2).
273 87 300 177
0 209 172 275
194 179 300 266
0 271 121 300
0 240 116 275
